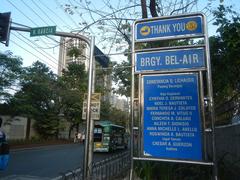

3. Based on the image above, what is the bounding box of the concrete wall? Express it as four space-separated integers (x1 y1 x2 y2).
215 124 240 162
0 116 28 139
0 116 87 140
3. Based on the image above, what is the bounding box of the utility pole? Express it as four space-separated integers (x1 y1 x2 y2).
9 25 95 180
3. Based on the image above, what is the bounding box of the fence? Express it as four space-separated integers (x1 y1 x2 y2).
53 150 130 180
213 124 240 179
213 93 240 179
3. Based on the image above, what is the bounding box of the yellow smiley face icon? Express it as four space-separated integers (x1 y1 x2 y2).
186 21 198 31
140 26 151 36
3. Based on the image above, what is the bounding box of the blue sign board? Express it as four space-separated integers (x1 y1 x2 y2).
135 15 203 42
135 48 205 73
143 73 202 160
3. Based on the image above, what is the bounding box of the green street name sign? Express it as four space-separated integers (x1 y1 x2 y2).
30 26 56 37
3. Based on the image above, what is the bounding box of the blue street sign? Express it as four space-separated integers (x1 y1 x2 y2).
135 48 205 73
143 73 202 161
135 15 203 42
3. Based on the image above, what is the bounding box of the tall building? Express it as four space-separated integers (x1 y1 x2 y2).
58 37 111 100
58 37 88 75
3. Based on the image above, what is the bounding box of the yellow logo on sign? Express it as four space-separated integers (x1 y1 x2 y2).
140 26 151 36
186 21 197 31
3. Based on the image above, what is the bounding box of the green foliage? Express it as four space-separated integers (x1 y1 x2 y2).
134 161 211 180
58 63 87 137
0 51 23 101
100 101 112 120
217 152 240 179
109 106 128 126
100 100 128 126
9 61 61 138
113 60 131 97
95 63 112 95
67 45 86 58
210 5 240 103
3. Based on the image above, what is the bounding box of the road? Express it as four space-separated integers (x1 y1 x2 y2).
0 143 119 179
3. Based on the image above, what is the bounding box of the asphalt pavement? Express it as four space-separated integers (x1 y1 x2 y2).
0 143 115 179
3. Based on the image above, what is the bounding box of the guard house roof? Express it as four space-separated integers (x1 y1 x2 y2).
94 46 109 68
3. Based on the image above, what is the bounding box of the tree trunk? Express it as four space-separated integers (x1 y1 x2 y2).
68 124 75 139
150 0 158 17
25 117 31 140
76 123 79 133
141 0 148 18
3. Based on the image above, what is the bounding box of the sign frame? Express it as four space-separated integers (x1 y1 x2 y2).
130 12 218 179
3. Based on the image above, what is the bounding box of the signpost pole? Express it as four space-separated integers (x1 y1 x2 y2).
130 25 135 180
84 36 95 179
203 16 218 180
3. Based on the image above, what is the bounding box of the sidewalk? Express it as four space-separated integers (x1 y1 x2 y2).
10 140 74 150
1 175 51 180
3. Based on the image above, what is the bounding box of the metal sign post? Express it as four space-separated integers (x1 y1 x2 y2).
83 36 95 179
130 13 218 179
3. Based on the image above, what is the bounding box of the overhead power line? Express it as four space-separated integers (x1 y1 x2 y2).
18 0 61 45
68 0 95 35
11 33 59 68
6 0 57 48
38 0 73 30
10 40 58 71
14 31 65 69
10 21 64 68
20 0 50 26
11 33 61 71
29 0 64 32
54 0 80 28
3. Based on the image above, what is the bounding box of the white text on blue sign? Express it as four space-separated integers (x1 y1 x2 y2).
135 16 203 41
143 74 202 160
135 48 205 73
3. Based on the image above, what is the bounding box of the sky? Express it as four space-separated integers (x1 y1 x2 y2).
0 0 240 74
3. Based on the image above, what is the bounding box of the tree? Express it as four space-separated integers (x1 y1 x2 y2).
10 61 61 139
59 1 223 97
113 59 131 97
0 51 22 101
210 5 240 103
109 107 129 126
100 100 128 126
61 0 202 94
58 63 88 138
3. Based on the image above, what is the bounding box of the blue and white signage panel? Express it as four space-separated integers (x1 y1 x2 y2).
135 15 203 42
135 48 205 73
143 73 202 161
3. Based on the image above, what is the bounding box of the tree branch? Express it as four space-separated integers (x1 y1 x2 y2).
141 0 148 18
150 0 158 17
